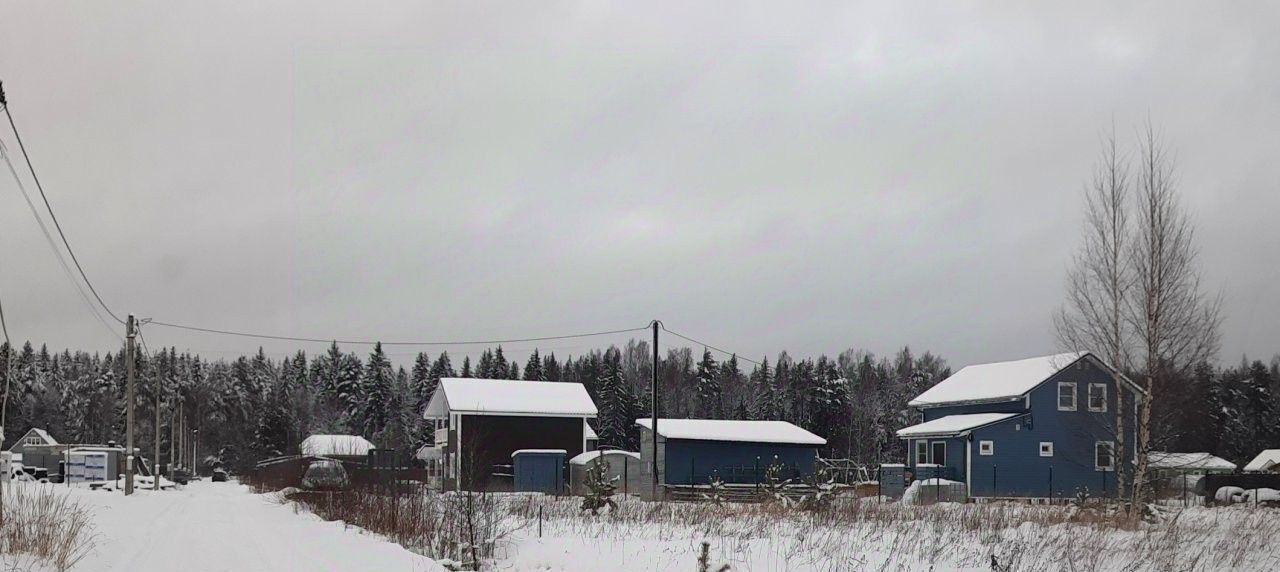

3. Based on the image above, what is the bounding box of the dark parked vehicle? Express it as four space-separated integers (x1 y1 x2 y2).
211 468 229 482
301 458 349 491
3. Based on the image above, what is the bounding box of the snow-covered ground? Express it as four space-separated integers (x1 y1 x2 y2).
6 481 1279 571
4 480 443 572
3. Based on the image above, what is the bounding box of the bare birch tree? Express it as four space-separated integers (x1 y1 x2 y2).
1055 127 1134 498
1127 122 1221 513
1058 123 1221 515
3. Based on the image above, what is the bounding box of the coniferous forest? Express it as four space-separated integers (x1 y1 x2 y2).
1 339 1275 473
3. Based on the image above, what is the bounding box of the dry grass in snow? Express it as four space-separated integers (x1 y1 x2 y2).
0 485 94 572
279 487 1280 571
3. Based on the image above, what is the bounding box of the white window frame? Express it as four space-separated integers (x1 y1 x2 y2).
930 441 947 466
1057 382 1077 411
915 441 928 465
979 440 994 456
1039 441 1054 457
1088 383 1107 412
1095 441 1115 471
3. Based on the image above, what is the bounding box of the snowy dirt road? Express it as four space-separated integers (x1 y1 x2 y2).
62 481 442 572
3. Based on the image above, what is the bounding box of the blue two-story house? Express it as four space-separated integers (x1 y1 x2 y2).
896 352 1144 499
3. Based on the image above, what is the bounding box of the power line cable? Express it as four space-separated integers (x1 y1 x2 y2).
660 325 762 366
146 320 650 347
1 139 122 342
1 91 125 325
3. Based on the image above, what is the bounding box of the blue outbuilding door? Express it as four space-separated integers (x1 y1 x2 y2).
512 450 566 494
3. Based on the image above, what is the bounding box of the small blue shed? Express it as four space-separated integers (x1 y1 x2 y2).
636 419 826 488
511 449 566 494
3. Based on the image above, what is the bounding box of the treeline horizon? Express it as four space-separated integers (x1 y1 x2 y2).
0 339 1275 472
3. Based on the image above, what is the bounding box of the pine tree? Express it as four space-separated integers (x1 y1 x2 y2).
597 348 636 449
461 356 473 378
476 350 493 378
523 349 544 381
494 346 509 379
695 349 722 419
411 353 433 414
359 342 394 437
543 353 561 382
750 357 775 420
430 351 456 379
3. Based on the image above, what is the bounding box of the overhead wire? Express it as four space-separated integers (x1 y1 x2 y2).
146 320 651 347
1 96 124 325
660 324 762 366
0 138 122 342
1 86 760 362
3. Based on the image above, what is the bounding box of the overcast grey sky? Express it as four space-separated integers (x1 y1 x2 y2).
1 2 1277 369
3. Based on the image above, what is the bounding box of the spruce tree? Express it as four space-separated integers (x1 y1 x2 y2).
430 351 457 379
695 349 722 419
461 356 473 378
359 342 394 437
477 350 494 379
494 346 509 379
543 353 561 381
523 349 544 381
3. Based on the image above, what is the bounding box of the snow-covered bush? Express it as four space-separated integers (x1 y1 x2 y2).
758 460 792 506
798 466 836 512
580 458 618 515
702 471 726 507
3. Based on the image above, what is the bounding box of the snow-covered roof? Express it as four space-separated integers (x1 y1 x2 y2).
569 450 641 465
511 449 567 458
1244 449 1280 472
896 413 1022 438
423 378 598 418
584 424 598 440
908 352 1087 407
635 419 826 445
300 435 376 457
8 428 58 451
1148 452 1236 471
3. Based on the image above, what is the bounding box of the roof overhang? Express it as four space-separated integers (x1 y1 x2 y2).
896 413 1026 439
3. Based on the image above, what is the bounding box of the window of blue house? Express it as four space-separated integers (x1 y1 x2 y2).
1039 442 1054 457
979 440 993 456
1095 441 1115 471
1057 382 1077 411
1088 383 1107 412
930 442 946 466
915 441 928 465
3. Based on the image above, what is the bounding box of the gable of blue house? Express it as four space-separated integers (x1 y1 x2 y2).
901 353 1142 499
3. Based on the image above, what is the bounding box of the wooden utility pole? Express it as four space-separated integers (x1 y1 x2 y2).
169 394 175 481
651 320 659 497
125 314 136 495
155 370 162 491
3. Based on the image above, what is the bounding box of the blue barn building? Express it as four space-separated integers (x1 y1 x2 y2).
636 418 825 499
896 352 1144 500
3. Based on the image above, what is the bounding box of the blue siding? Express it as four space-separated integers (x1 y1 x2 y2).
905 436 968 482
663 440 819 485
512 451 566 493
922 399 1026 422
962 357 1137 498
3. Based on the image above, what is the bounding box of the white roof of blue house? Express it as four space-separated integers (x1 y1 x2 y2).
908 352 1087 407
896 412 1023 438
636 418 826 445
